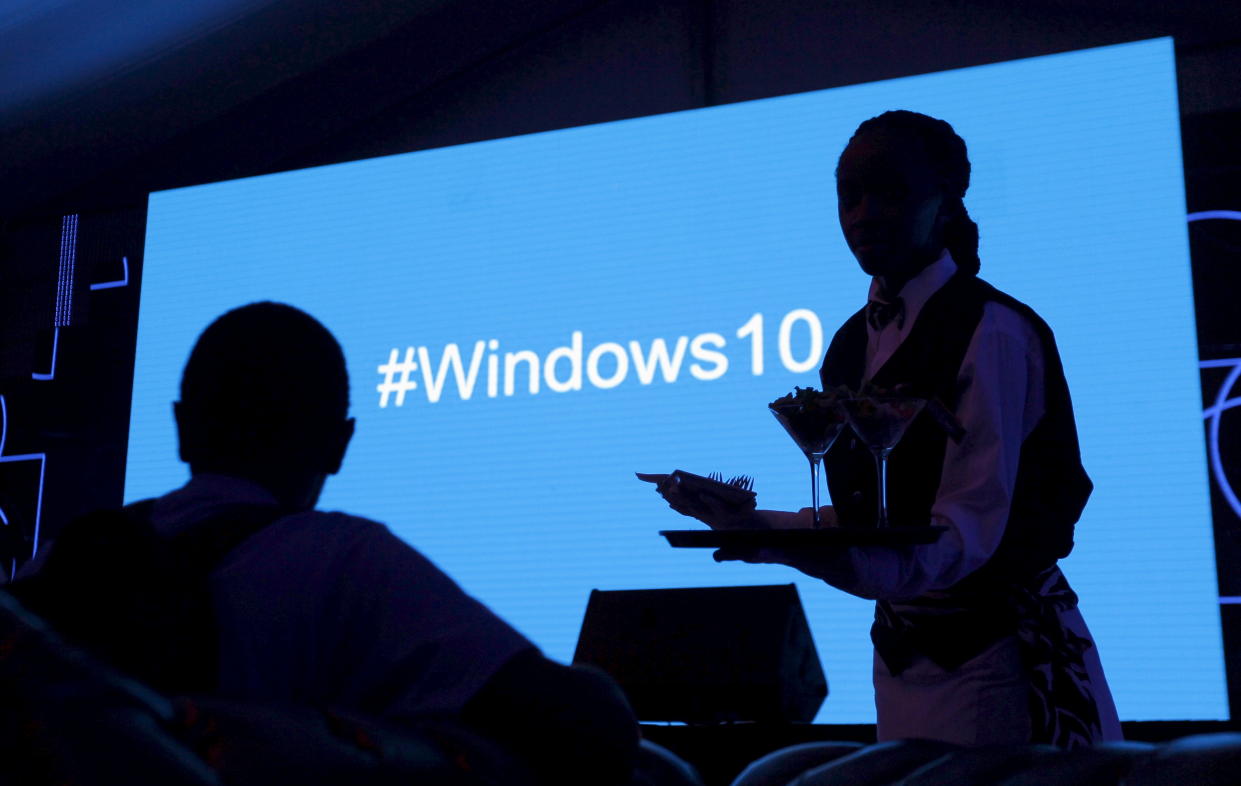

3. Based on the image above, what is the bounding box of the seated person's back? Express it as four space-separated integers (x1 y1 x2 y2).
148 472 530 719
37 302 638 784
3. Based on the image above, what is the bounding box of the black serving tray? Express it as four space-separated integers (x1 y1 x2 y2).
660 525 948 549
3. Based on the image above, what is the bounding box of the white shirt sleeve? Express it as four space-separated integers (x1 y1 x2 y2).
754 302 1046 600
329 521 536 719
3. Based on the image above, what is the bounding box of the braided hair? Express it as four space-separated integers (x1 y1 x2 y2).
842 110 981 276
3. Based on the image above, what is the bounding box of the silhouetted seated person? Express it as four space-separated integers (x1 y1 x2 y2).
28 302 637 784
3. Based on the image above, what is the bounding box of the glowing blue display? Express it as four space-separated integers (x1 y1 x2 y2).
130 38 1226 721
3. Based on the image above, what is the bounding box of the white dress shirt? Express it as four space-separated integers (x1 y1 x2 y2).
760 250 1046 601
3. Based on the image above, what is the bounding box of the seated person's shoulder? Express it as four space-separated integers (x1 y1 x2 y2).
299 510 439 567
263 509 405 554
224 509 440 590
291 508 388 539
297 510 508 622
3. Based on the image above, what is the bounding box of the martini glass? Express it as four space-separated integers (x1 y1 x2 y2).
841 397 926 528
769 399 848 528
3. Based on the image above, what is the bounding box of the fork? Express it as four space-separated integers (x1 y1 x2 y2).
709 472 754 491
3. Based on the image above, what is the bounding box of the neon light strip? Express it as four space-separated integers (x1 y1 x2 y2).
1188 210 1241 223
90 256 130 291
55 214 78 327
30 327 59 381
55 217 67 325
0 454 45 559
0 394 8 579
0 395 44 562
0 502 10 583
1195 208 1241 531
1204 397 1241 420
1204 360 1241 521
1203 358 1241 612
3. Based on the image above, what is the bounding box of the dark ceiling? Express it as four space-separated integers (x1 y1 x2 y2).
2 0 1239 220
1 0 612 217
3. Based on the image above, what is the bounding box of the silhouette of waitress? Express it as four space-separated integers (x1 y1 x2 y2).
661 111 1122 748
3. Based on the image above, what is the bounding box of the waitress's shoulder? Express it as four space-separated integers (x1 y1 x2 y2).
968 276 1059 342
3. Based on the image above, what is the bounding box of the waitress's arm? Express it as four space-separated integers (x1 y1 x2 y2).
737 303 1044 602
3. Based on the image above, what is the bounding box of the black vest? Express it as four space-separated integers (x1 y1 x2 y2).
821 273 1092 598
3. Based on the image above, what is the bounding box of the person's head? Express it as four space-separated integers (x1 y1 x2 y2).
835 110 979 293
174 302 355 510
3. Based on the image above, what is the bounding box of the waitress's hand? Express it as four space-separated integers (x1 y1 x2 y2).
771 506 840 529
709 506 839 563
655 476 766 530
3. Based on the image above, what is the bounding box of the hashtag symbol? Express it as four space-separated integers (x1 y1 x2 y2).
377 347 418 408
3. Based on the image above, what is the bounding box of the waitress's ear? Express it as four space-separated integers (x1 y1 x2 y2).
931 191 957 241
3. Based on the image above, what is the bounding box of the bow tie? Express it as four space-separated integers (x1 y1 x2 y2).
866 297 906 331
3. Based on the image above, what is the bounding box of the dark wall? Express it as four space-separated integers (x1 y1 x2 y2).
7 0 1241 217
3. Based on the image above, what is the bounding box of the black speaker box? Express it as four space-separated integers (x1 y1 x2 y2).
572 584 827 723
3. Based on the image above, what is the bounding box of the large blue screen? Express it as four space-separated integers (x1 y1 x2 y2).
129 38 1226 722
